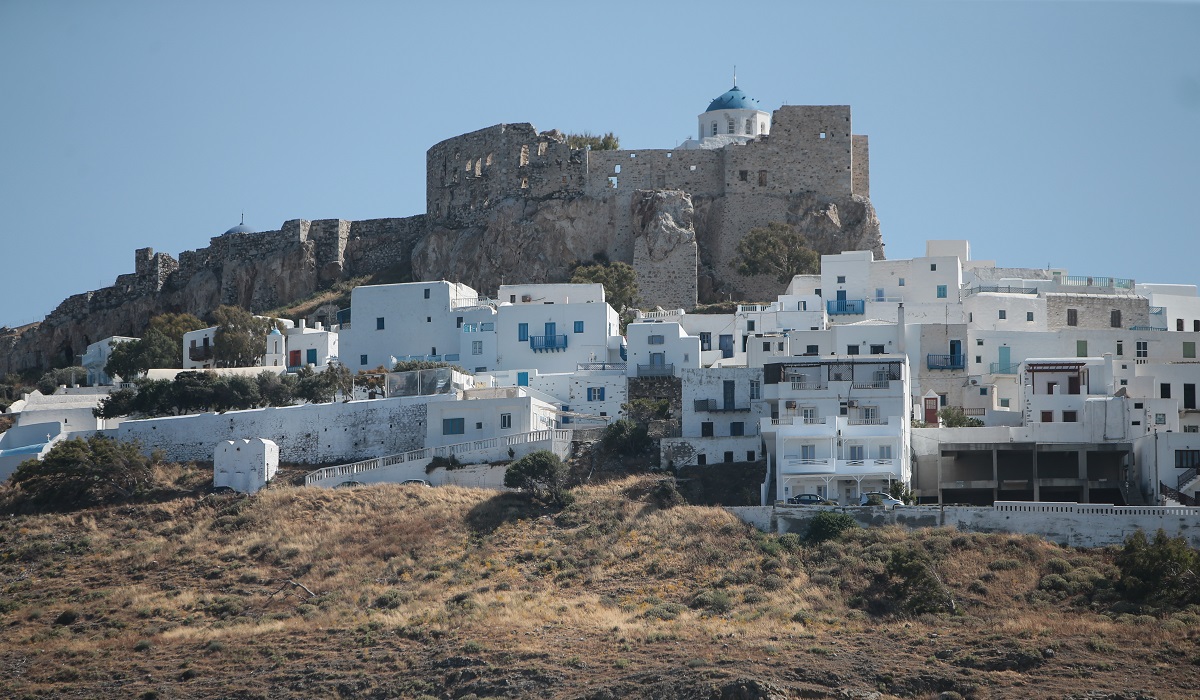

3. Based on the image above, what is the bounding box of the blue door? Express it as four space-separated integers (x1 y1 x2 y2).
836 290 847 302
544 322 556 337
719 334 734 359
517 371 528 386
949 339 962 360
998 346 1011 373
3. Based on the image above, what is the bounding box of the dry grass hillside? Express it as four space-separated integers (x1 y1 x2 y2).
0 476 1196 699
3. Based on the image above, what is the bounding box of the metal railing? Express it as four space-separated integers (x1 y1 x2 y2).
1179 467 1199 492
927 354 965 370
576 362 626 372
851 380 891 389
989 362 1020 374
964 285 1038 296
637 363 674 377
1059 275 1133 289
826 299 865 315
790 380 823 390
530 335 568 351
188 346 213 361
847 418 885 425
693 399 750 412
738 304 775 313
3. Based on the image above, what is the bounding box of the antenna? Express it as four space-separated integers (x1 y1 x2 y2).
733 65 737 87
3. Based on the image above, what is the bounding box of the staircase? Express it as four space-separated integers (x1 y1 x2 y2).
1160 481 1198 507
1118 480 1148 506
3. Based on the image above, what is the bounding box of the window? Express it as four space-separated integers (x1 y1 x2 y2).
878 445 893 459
898 278 905 286
749 380 761 400
561 405 571 425
968 312 973 323
517 371 528 386
839 402 849 415
456 317 463 328
747 320 755 331
1185 384 1196 410
1117 341 1124 356
848 445 865 461
376 317 385 330
762 341 771 352
424 288 430 299
587 387 605 402
1063 411 1078 422
977 339 984 346
518 323 529 341
1067 308 1078 326
936 285 947 299
1137 341 1148 358
724 451 734 463
1185 425 1199 433
758 171 767 186
800 444 816 460
837 275 846 283
699 332 711 351
1077 340 1088 357
870 344 885 355
979 387 988 396
697 453 707 465
730 421 744 436
1000 398 1010 408
1111 309 1122 328
475 422 483 430
426 317 431 323
1156 413 1167 425
806 345 819 355
472 340 483 355
574 321 584 333
863 406 879 423
738 170 748 181
442 418 465 435
846 345 860 355
727 119 735 134
744 118 753 134
998 310 1007 320
701 422 714 437
975 355 982 364
1185 342 1196 359
747 451 756 462
360 354 368 366
930 263 937 271
1178 319 1185 332
1161 383 1171 399
939 393 948 407
1196 320 1200 332
801 407 817 423
1027 312 1034 322
1041 411 1054 422
711 122 717 136
648 334 664 345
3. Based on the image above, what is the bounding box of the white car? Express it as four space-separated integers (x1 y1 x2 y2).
860 492 903 507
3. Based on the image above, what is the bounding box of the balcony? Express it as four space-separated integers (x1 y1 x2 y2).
530 334 568 352
637 363 674 377
789 380 824 391
693 399 750 412
989 362 1020 375
826 299 865 315
851 379 891 390
927 354 965 370
189 345 214 362
577 362 626 372
780 458 900 477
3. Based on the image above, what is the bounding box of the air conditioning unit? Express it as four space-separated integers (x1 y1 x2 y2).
521 294 532 302
847 400 859 408
969 379 978 386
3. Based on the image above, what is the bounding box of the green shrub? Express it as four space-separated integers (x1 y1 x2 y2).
805 511 858 543
689 589 733 614
1115 529 1200 609
7 436 156 513
503 450 571 505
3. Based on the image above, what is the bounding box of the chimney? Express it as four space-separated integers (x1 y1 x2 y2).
299 319 306 331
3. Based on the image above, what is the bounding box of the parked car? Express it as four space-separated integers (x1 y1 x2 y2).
401 479 432 487
860 492 903 507
334 480 364 489
787 494 827 505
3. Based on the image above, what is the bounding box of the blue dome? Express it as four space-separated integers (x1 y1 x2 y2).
224 223 255 235
705 85 761 113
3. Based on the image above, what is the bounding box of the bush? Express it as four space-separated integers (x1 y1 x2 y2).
7 436 157 512
883 545 957 617
504 450 570 505
805 511 858 543
689 589 733 614
1115 529 1199 609
600 418 650 456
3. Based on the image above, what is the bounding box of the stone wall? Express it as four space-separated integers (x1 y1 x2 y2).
631 190 698 310
1045 294 1150 332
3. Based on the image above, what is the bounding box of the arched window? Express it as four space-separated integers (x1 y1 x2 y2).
711 122 718 136
759 122 765 134
745 118 753 134
727 119 735 134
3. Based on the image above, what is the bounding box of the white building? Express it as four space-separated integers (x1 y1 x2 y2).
487 283 623 374
480 363 627 425
660 367 769 468
424 386 560 450
183 326 218 370
625 320 701 378
760 357 912 505
213 438 279 493
679 84 771 150
81 336 138 385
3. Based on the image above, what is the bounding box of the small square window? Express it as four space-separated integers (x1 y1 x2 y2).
762 341 770 351
930 263 937 271
837 275 846 283
423 288 430 299
1000 398 1010 408
998 310 1007 320
975 355 981 364
976 339 984 346
500 413 512 429
1027 312 1034 322
475 422 483 430
359 354 368 366
1155 413 1167 425
1067 308 1078 326
376 317 385 330
426 316 431 323
747 320 756 331
1063 411 1077 423
697 454 707 465
936 285 947 299
574 321 584 333
898 278 905 286
979 387 988 396
1184 341 1196 359
747 451 756 462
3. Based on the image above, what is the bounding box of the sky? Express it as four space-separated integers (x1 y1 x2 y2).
1 0 1197 328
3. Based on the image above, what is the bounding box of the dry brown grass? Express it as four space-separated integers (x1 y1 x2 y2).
0 476 1197 699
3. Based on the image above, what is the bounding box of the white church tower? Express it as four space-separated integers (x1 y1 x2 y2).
264 327 285 367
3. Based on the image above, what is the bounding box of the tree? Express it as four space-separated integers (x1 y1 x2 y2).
566 132 619 151
600 418 651 457
1115 529 1200 608
104 328 177 380
7 435 156 511
146 312 206 354
570 261 639 312
295 364 350 404
211 306 274 368
938 406 984 428
504 450 570 505
36 366 88 394
256 370 297 407
732 222 820 283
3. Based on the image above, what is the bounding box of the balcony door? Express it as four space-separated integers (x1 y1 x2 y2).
949 339 961 359
650 352 665 367
998 345 1011 372
544 322 556 338
723 380 735 410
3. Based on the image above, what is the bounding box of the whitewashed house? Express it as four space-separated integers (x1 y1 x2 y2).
660 367 769 467
625 320 700 378
213 438 279 493
81 336 138 385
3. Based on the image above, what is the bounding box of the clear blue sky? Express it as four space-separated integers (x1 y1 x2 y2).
1 0 1197 327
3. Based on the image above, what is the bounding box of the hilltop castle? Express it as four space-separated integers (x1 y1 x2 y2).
0 85 883 375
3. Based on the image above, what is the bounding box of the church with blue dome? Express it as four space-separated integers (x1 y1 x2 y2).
680 81 772 150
